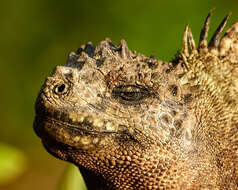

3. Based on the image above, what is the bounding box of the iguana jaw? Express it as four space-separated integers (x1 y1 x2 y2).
33 112 122 151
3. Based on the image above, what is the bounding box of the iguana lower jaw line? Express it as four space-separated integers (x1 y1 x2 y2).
34 112 122 150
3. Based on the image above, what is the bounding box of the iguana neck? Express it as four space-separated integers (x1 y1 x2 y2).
79 166 113 190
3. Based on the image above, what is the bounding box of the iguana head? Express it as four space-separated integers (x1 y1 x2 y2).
34 11 238 189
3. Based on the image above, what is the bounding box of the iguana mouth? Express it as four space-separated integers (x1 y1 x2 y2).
33 113 121 149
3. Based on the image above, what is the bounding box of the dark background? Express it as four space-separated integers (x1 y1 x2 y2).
0 0 238 189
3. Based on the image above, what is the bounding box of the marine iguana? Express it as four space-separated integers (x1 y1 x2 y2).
34 11 238 189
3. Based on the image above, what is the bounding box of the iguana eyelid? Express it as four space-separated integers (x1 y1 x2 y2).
112 85 150 104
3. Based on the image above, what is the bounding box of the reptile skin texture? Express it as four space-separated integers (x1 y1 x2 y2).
34 12 238 189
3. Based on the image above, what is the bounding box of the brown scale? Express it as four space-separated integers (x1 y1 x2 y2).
34 10 238 190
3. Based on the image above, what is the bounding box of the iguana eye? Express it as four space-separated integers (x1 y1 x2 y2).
54 83 67 95
112 85 150 104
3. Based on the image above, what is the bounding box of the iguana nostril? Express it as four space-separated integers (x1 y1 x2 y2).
54 83 66 94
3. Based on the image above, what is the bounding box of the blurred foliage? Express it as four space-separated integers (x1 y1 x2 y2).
0 0 238 189
58 164 87 190
0 143 26 185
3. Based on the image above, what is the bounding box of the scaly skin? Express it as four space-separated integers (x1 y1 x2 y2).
34 12 238 189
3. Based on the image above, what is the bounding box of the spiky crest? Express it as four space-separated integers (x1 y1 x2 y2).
198 9 214 52
181 11 231 59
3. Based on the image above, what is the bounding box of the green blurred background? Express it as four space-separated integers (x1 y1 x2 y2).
0 0 237 189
